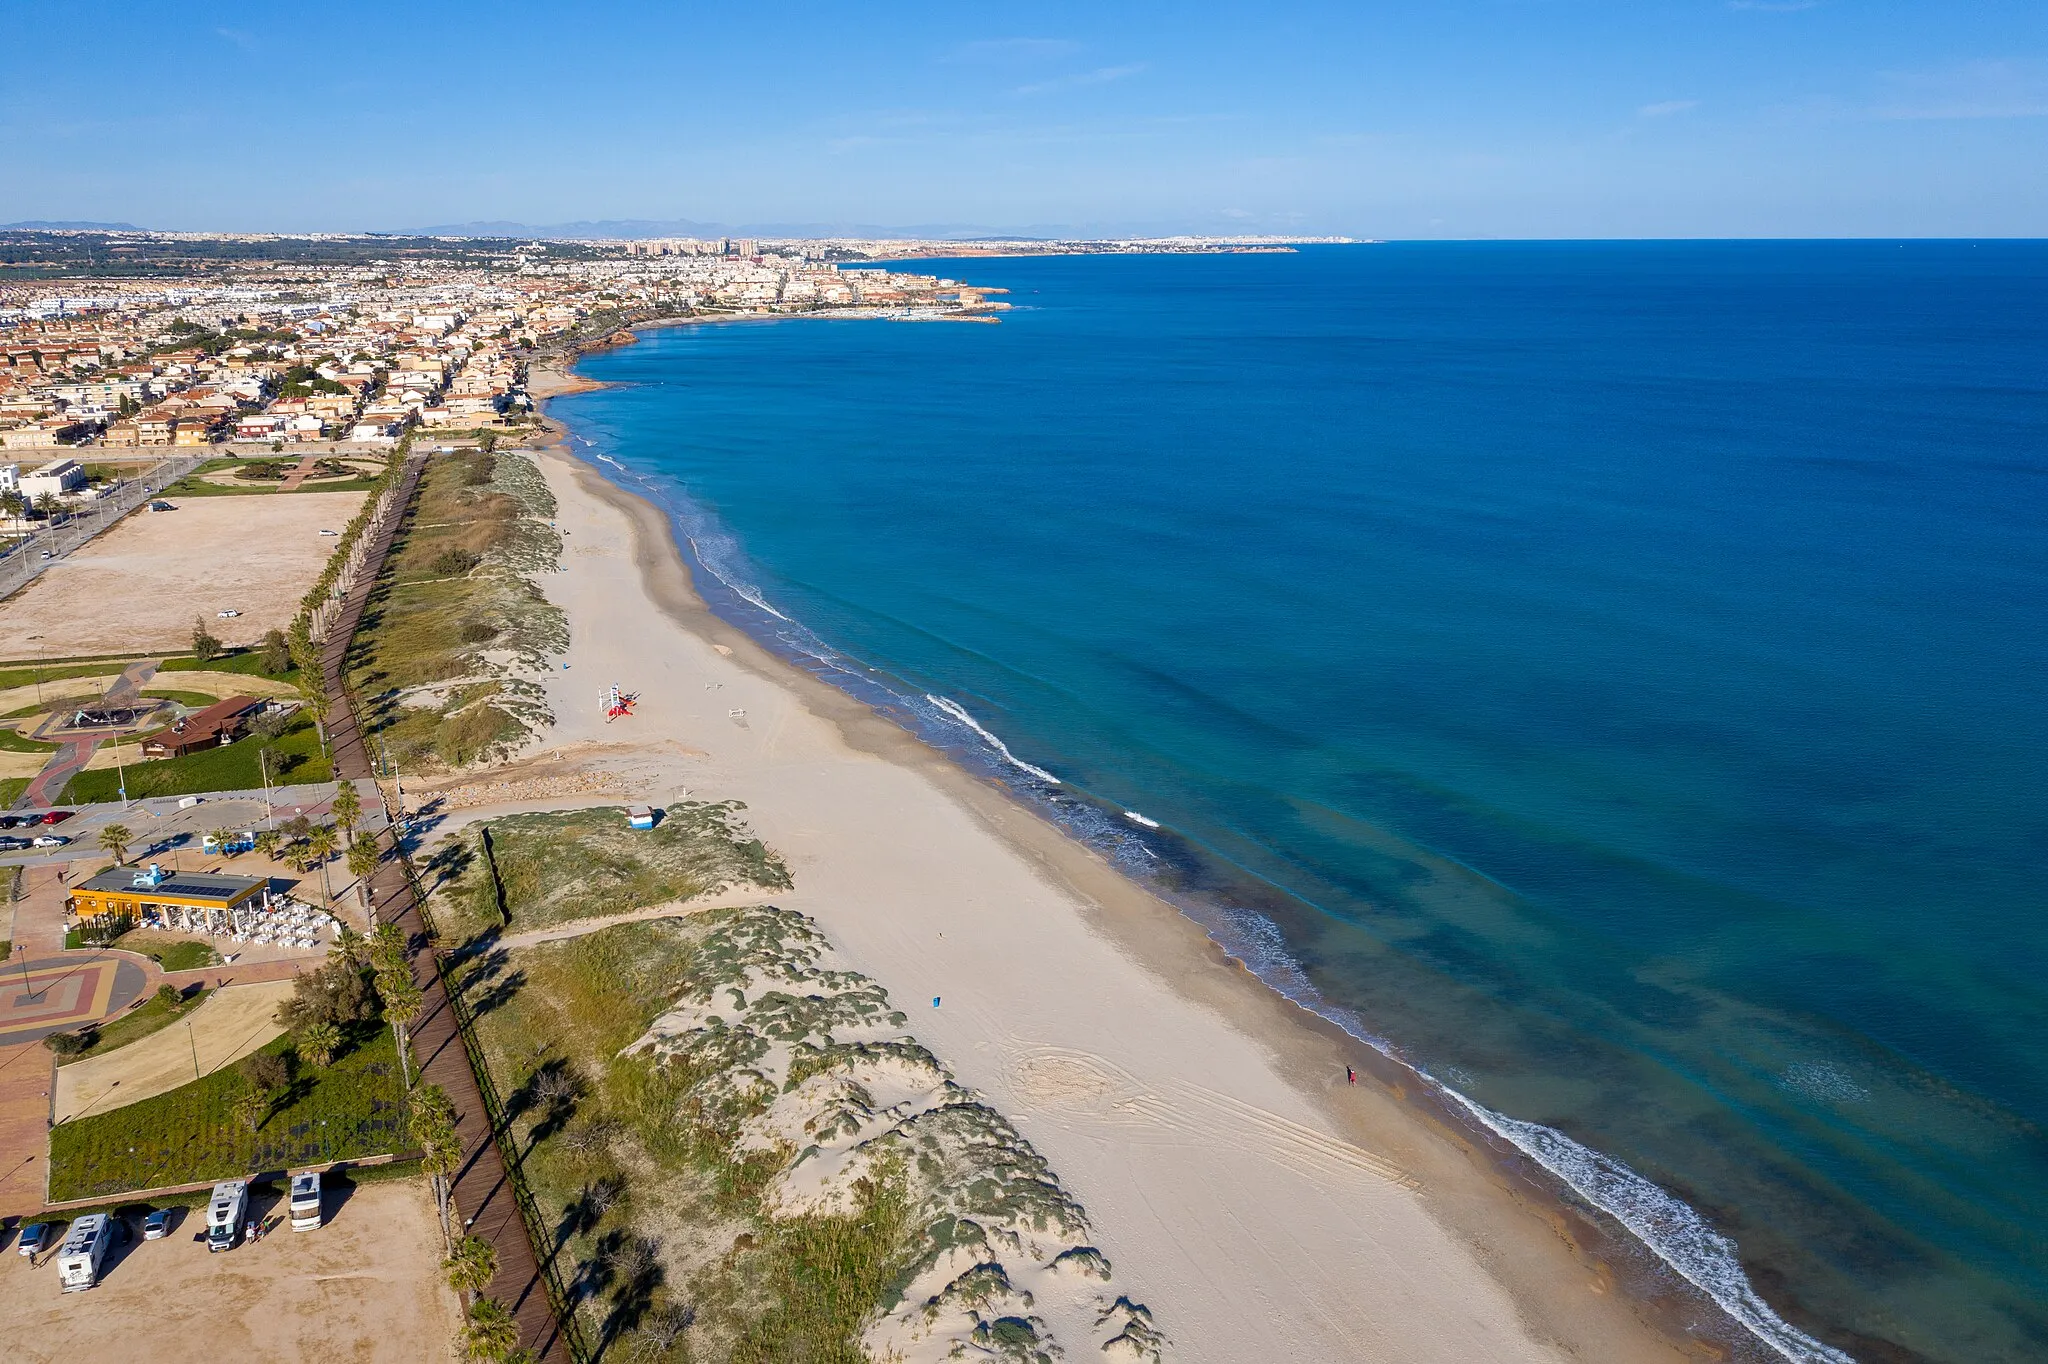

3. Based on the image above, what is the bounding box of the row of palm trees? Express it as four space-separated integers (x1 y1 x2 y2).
0 487 71 528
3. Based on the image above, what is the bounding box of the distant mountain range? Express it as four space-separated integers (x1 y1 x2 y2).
1 219 144 231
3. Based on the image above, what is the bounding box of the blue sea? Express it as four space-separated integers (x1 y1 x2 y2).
550 242 2048 1364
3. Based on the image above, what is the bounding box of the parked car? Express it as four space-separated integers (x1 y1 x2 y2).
142 1209 170 1241
0 837 30 852
318 529 338 536
39 810 73 824
31 834 69 848
17 1222 53 1256
0 815 21 829
216 609 241 618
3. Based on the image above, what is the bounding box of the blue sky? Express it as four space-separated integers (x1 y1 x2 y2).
1 0 2042 237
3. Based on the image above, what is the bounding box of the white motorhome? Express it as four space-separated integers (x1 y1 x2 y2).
56 1213 113 1291
206 1179 248 1253
288 1170 322 1232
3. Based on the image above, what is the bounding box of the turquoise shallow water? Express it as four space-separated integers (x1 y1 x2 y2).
552 243 2048 1364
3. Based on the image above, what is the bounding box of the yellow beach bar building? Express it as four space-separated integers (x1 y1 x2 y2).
69 864 269 940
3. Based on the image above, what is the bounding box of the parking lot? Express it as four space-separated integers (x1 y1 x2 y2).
0 780 384 872
0 1178 460 1362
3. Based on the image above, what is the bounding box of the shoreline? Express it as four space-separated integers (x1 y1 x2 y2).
516 358 1771 1363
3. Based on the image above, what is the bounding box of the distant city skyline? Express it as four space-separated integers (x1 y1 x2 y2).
2 0 2043 238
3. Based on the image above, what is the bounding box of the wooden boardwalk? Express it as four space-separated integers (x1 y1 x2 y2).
321 452 576 1363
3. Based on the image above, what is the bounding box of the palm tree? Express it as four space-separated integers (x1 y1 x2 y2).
328 921 365 968
409 1084 462 1249
231 1088 269 1134
331 780 361 835
0 489 22 528
346 835 379 884
443 1234 498 1304
208 827 235 859
252 828 281 862
297 1018 341 1067
461 1298 520 1362
306 825 338 905
98 823 132 866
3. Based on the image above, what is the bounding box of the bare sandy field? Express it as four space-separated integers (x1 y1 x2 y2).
475 435 1713 1364
0 492 367 655
0 1178 460 1362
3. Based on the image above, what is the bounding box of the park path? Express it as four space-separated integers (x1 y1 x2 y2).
0 1038 52 1216
322 452 575 1363
15 657 161 810
276 454 324 492
492 884 795 952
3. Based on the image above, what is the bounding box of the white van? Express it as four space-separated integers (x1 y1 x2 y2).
288 1171 322 1232
206 1180 247 1253
56 1213 113 1291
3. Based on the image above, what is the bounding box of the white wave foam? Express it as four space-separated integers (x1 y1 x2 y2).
682 533 793 623
924 694 1061 785
1433 1088 1857 1364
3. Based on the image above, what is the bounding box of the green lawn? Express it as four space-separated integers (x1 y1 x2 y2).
138 688 219 708
0 779 29 807
59 985 213 1066
3 694 98 719
160 649 300 684
59 716 329 802
0 659 133 691
48 1023 406 1202
0 650 296 693
109 935 220 972
0 727 58 752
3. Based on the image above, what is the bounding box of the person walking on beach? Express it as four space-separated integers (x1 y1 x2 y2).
1346 1066 1356 1084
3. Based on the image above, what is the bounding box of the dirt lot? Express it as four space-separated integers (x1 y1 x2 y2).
0 1178 460 1362
0 492 367 655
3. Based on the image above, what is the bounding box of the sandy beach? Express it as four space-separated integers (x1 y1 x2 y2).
451 385 1723 1362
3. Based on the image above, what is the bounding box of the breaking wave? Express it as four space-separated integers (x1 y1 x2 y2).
1434 1090 1857 1364
922 694 1062 785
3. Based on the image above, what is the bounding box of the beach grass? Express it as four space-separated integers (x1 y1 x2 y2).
434 803 791 935
449 916 914 1364
48 1021 404 1202
347 448 565 770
